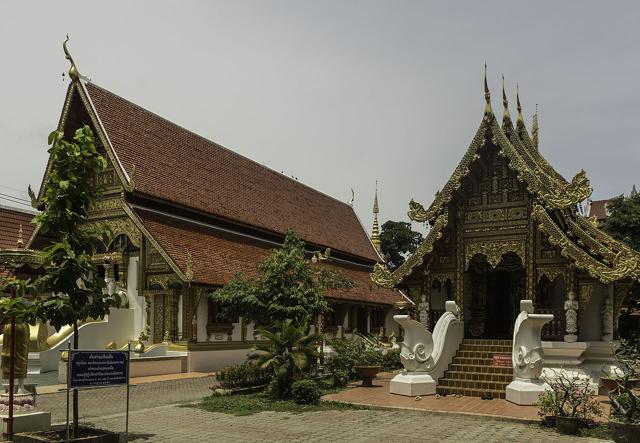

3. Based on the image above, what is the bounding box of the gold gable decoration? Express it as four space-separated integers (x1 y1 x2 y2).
464 239 525 269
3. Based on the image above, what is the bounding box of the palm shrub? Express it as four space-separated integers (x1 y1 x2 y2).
249 317 320 398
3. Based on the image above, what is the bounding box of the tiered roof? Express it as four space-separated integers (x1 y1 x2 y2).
373 68 640 287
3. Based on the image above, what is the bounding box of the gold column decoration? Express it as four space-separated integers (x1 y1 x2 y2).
578 282 595 331
455 206 464 320
185 252 194 282
526 210 536 301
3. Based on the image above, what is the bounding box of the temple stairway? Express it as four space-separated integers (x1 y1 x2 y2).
436 339 513 399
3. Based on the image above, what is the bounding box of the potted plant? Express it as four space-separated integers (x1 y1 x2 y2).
354 348 383 387
540 369 602 435
607 339 640 443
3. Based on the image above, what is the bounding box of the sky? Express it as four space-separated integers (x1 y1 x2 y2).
1 1 639 234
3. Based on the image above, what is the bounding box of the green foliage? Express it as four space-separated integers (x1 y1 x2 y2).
603 192 640 251
326 338 364 381
216 363 272 389
291 379 321 405
355 348 384 367
608 340 640 424
381 349 401 372
27 126 120 330
210 230 353 326
379 221 423 270
540 370 602 421
0 278 39 324
248 318 320 399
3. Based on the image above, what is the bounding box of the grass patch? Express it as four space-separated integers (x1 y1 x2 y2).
193 391 361 416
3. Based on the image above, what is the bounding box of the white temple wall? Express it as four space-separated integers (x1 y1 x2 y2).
126 257 143 339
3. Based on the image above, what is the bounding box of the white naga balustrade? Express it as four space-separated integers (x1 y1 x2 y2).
390 301 463 396
506 300 554 405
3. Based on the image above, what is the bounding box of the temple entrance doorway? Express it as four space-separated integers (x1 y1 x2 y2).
464 252 525 339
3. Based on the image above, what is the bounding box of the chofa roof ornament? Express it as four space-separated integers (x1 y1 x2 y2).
63 35 80 81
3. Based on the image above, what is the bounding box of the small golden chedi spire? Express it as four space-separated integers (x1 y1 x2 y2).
371 182 381 253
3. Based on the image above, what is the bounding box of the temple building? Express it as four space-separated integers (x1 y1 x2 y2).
24 44 402 372
372 70 640 396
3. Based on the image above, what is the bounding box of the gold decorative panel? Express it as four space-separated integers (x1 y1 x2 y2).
464 239 525 268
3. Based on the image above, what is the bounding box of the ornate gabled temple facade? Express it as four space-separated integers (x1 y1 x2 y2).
26 43 403 372
372 70 640 352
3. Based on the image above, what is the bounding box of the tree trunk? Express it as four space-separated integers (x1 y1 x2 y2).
73 321 79 437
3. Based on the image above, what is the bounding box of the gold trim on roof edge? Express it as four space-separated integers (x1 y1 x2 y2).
371 212 448 288
532 204 640 283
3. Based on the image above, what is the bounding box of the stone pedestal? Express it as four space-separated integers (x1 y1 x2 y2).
506 378 550 405
390 372 436 396
1 411 50 434
564 334 577 343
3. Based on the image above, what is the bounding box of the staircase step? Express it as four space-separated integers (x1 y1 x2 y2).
456 350 511 359
459 344 512 353
437 385 506 400
462 339 512 346
438 377 510 392
448 364 513 375
442 371 513 384
451 356 495 366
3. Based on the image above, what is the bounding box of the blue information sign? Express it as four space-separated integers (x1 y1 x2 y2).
69 350 129 389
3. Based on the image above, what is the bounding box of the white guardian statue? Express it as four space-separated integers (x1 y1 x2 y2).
506 300 554 405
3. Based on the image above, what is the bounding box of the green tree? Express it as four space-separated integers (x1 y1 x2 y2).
379 220 423 270
604 192 640 251
30 126 120 435
210 230 353 326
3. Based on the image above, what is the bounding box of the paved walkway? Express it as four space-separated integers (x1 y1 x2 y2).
85 404 608 442
324 373 610 423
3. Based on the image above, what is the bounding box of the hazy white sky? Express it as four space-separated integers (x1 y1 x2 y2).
1 1 639 234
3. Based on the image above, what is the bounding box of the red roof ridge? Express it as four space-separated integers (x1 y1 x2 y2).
85 82 356 211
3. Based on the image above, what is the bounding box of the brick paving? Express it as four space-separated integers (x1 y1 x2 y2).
324 373 610 423
85 404 609 442
25 374 610 442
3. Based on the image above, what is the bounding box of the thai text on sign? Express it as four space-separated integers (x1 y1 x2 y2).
69 350 129 389
492 354 511 368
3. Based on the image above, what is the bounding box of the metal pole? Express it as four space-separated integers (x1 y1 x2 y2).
6 285 16 441
125 343 131 440
66 341 71 443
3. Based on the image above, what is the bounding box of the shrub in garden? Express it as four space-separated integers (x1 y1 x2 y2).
355 348 384 367
381 349 401 371
217 363 272 389
291 379 321 405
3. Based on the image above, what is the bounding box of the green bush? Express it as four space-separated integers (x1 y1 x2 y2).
326 338 363 381
291 379 321 405
355 348 384 367
217 363 272 389
381 349 401 371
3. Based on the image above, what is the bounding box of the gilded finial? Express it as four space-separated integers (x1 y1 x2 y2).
483 63 493 122
532 104 539 150
16 225 24 249
501 75 511 123
371 182 381 253
516 84 524 125
63 35 80 81
185 251 194 281
349 188 355 207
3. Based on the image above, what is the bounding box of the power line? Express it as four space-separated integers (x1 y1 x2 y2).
0 195 32 208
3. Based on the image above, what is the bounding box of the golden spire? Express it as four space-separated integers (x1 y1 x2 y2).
516 84 524 126
501 75 511 124
371 182 381 253
63 35 80 81
483 63 493 122
16 225 24 249
531 104 539 150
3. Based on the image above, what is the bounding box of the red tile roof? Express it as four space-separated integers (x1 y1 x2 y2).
84 83 379 262
0 206 36 250
134 208 400 305
587 199 609 222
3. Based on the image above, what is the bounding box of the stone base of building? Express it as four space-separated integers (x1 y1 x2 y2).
506 378 550 405
1 411 50 434
390 372 436 397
